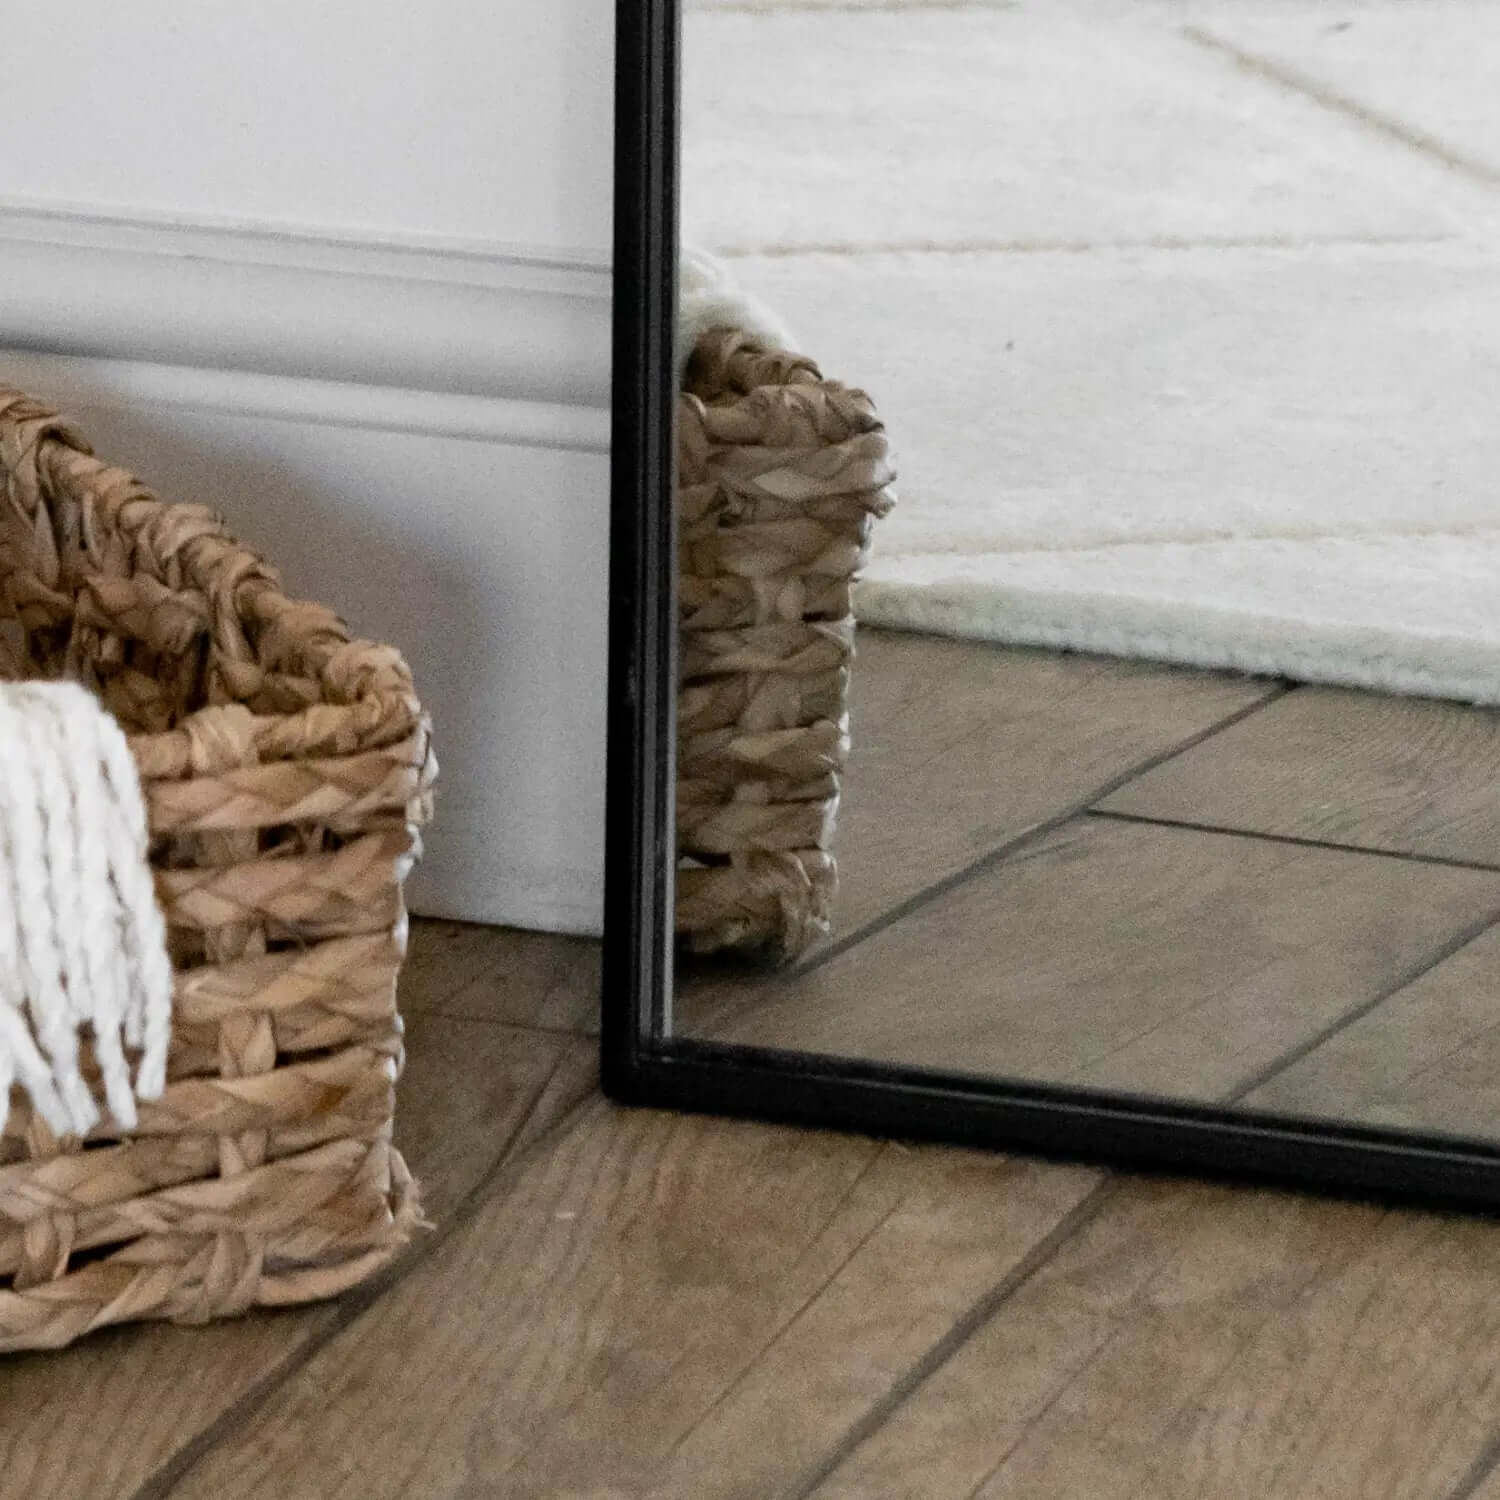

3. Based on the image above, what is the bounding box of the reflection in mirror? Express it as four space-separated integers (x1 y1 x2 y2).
672 0 1500 1146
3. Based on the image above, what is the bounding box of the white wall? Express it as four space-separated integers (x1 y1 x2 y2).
0 3 616 934
0 2 613 256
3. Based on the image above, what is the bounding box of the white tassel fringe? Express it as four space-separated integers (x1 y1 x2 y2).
0 681 173 1137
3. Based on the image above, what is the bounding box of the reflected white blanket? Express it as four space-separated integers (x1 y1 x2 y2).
681 4 1500 703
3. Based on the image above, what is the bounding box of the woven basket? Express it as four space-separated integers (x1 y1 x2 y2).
675 331 895 962
0 389 434 1352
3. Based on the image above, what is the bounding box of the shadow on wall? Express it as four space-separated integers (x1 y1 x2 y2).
29 397 607 933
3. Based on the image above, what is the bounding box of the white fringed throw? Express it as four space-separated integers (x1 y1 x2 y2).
678 245 800 381
0 681 172 1137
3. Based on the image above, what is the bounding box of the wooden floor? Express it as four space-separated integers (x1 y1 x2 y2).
11 637 1500 1499
679 632 1500 1140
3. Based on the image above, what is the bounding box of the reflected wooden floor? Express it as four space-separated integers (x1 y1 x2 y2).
679 631 1500 1141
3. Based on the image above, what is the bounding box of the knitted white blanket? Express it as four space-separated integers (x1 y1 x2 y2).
680 6 1500 705
0 681 172 1137
678 246 799 380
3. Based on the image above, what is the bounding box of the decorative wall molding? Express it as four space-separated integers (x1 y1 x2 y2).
0 199 613 418
0 195 612 279
0 351 611 454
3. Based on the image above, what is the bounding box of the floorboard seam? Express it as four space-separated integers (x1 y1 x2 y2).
1442 1427 1500 1500
413 1012 599 1037
770 683 1291 983
1087 807 1500 875
956 1320 1137 1500
782 1176 1119 1500
660 1148 894 1463
1226 905 1500 1104
128 1064 604 1500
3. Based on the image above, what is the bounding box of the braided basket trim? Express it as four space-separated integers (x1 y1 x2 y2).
676 332 894 962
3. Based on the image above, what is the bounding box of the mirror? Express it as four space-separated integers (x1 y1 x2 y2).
606 0 1500 1204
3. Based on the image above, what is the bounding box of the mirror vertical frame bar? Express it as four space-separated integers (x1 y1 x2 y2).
603 0 680 1097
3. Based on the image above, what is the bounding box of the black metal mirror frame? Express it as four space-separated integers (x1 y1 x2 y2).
601 0 1500 1212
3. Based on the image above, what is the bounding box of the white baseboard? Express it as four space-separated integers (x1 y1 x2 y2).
0 350 611 455
0 199 612 408
0 204 614 937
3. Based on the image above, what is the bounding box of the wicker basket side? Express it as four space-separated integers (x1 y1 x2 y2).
676 332 894 961
0 388 432 1351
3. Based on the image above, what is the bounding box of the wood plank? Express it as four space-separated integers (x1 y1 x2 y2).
1097 685 1500 866
681 631 1276 963
807 1178 1500 1500
393 1016 578 1225
159 1107 1102 1500
686 817 1500 1109
500 1036 600 1161
0 1007 589 1500
400 919 511 1012
1459 1454 1500 1499
402 921 600 1033
1241 923 1500 1139
823 633 1277 936
445 932 596 1034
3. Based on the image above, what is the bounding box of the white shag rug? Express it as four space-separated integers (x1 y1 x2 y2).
682 4 1500 703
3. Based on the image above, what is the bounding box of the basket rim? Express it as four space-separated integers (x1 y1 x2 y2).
0 387 427 774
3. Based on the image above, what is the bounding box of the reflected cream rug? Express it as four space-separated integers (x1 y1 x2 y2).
682 5 1500 703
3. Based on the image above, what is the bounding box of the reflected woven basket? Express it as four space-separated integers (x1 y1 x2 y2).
675 331 895 962
0 389 434 1352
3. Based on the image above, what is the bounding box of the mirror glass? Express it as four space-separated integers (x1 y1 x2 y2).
670 0 1500 1147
